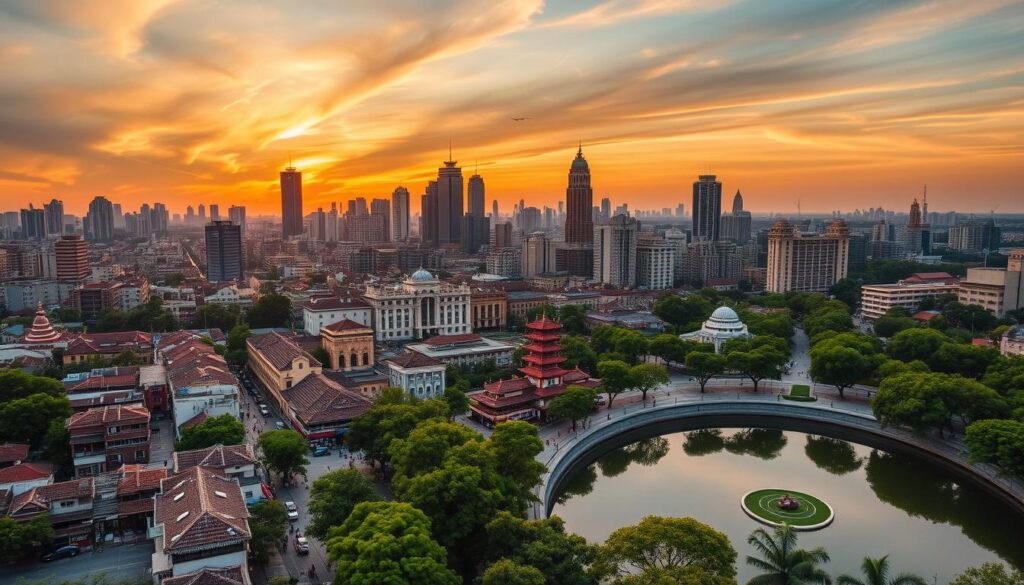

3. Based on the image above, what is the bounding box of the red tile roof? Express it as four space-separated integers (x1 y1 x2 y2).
385 351 444 369
179 412 209 430
118 498 155 517
303 296 370 311
247 332 321 371
0 443 29 464
0 462 53 484
155 467 250 554
118 464 168 495
65 331 152 356
67 404 150 431
322 319 373 333
67 373 139 393
174 444 257 473
163 566 245 585
424 333 481 346
281 373 372 426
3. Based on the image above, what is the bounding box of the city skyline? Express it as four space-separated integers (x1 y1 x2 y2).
1 1 1022 215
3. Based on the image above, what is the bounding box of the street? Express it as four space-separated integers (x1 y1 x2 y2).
0 541 153 584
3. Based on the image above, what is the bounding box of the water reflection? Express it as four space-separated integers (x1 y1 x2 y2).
682 428 788 460
598 437 670 477
804 435 862 475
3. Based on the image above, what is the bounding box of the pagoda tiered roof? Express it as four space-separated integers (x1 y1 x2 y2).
523 331 560 343
525 315 562 330
522 353 567 367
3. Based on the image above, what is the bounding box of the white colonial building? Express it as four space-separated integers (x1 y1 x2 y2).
680 305 751 352
383 351 447 399
363 269 472 341
302 296 372 336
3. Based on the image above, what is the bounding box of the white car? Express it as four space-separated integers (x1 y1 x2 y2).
285 501 299 521
259 404 270 416
294 535 310 555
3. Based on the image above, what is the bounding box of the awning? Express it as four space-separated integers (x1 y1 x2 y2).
260 483 274 499
306 430 338 440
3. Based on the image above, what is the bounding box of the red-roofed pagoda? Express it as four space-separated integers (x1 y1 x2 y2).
21 302 68 345
469 315 599 427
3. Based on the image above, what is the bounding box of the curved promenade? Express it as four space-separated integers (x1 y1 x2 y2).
534 387 1024 519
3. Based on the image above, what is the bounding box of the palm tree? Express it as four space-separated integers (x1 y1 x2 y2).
747 525 832 585
837 556 927 585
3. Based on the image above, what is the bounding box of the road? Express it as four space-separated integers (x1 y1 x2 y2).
1 541 153 584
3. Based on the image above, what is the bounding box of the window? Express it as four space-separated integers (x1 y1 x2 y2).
59 500 75 508
136 450 146 461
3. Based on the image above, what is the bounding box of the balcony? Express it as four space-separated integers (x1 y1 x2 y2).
73 452 107 466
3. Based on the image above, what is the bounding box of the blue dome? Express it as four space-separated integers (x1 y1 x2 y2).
410 268 435 282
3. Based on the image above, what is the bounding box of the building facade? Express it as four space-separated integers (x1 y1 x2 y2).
860 282 960 320
320 319 375 371
564 146 594 245
766 219 850 293
692 175 722 241
363 269 471 340
205 221 243 282
384 351 446 400
637 237 675 290
302 296 372 336
593 215 639 287
280 166 303 238
392 186 410 241
67 404 150 478
55 235 89 281
471 290 507 330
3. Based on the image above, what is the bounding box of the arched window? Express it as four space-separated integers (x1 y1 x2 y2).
362 352 369 366
351 353 358 369
338 353 346 368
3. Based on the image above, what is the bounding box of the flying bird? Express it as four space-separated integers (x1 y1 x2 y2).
511 117 531 122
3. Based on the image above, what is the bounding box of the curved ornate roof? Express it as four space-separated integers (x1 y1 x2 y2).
709 306 740 323
410 267 435 282
570 146 589 172
22 302 62 344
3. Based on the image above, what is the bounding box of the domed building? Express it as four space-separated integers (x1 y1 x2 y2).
680 305 751 352
363 268 471 341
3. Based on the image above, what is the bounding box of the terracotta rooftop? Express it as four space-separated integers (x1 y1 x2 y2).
117 464 168 495
67 404 150 431
0 443 29 464
322 319 373 333
155 466 250 554
0 462 53 484
303 296 370 311
246 332 321 371
424 333 481 346
163 566 245 585
67 372 140 393
281 373 372 426
10 478 95 516
174 444 257 473
386 351 444 369
65 331 152 356
179 412 209 430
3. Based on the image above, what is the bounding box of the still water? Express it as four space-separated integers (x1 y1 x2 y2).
551 426 1024 582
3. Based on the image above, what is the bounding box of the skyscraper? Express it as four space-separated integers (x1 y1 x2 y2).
565 146 594 245
600 197 611 220
522 232 556 277
371 198 390 242
55 235 88 281
210 204 220 221
468 173 485 219
421 181 438 245
280 166 304 237
43 199 64 236
593 214 639 287
392 186 410 242
86 196 114 241
492 200 499 219
19 205 44 239
205 220 244 282
720 189 752 244
732 190 744 213
153 203 169 233
198 204 206 220
461 173 488 253
766 219 849 293
692 175 722 241
437 154 463 244
229 205 246 235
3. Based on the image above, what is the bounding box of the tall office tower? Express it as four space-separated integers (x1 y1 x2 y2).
153 203 169 233
85 196 114 241
522 232 557 277
593 214 639 287
637 236 675 290
492 222 513 248
520 207 541 232
492 200 498 219
468 173 485 219
280 165 304 237
676 203 685 217
564 146 594 245
732 190 744 214
392 186 410 241
904 197 931 255
325 203 339 241
138 204 153 235
55 235 88 281
310 208 327 241
720 189 752 245
205 220 244 282
437 155 463 244
348 197 369 217
692 175 722 241
766 219 850 293
228 205 246 235
421 181 438 245
43 199 64 236
19 205 45 239
112 203 124 229
371 198 391 241
210 204 220 221
600 197 611 220
185 205 195 225
198 204 206 220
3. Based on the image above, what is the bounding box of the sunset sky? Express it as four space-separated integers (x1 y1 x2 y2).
1 0 1022 216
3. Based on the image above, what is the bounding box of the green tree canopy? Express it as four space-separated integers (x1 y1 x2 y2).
653 294 713 332
887 328 951 363
726 342 787 391
0 393 71 447
388 419 483 481
649 333 691 365
307 469 382 540
561 335 599 372
965 419 1024 479
810 332 883 398
828 278 861 310
558 304 589 335
686 351 727 393
489 421 546 513
594 516 737 583
485 512 600 585
549 386 597 431
0 369 63 402
872 372 1008 436
631 363 669 402
983 356 1024 394
246 293 292 328
950 563 1024 585
248 499 288 566
597 360 632 407
175 413 245 451
746 525 831 585
0 515 53 563
804 302 854 338
836 555 927 585
194 303 241 331
325 501 460 585
482 559 547 585
257 429 309 480
346 399 448 468
928 342 1000 379
873 309 919 338
442 386 470 420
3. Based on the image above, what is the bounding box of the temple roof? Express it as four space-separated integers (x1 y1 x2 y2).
22 302 65 344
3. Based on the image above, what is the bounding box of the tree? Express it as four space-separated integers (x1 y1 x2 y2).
346 400 447 468
307 469 382 540
485 512 599 585
594 516 736 583
482 559 546 585
873 309 918 338
810 333 882 398
951 563 1024 585
549 386 597 431
965 419 1024 478
325 501 460 585
804 303 854 338
561 335 599 372
804 436 862 475
175 414 245 451
558 304 589 335
685 351 726 393
388 419 482 480
943 301 997 333
0 369 63 402
597 360 632 407
727 346 787 391
837 556 927 585
886 328 950 363
649 334 688 365
526 303 559 323
0 393 71 447
613 330 650 365
310 346 330 367
631 363 669 402
828 278 861 310
983 356 1024 394
226 323 251 352
746 525 831 585
489 421 546 515
246 293 291 328
653 294 712 332
257 429 309 481
248 499 288 565
928 342 999 379
442 386 470 420
194 303 240 331
0 515 53 563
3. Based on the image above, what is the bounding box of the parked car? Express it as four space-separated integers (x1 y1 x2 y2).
274 421 286 430
294 534 310 555
593 395 607 406
259 404 270 417
313 446 330 457
41 545 79 562
285 501 299 521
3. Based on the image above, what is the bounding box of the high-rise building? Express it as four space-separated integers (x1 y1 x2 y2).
692 175 722 241
85 196 115 241
600 198 611 220
468 173 485 219
637 236 675 290
675 203 685 217
565 146 594 245
522 232 557 277
19 205 45 239
392 186 410 242
948 218 1000 253
228 205 246 235
492 222 513 249
112 203 124 229
152 203 169 234
766 219 850 293
437 153 464 245
43 199 64 236
904 197 931 255
205 220 244 282
310 208 327 241
593 214 639 287
280 166 304 237
371 198 391 242
198 204 206 220
421 181 438 245
491 200 499 219
210 204 220 222
55 235 89 281
720 190 752 245
732 190 744 213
